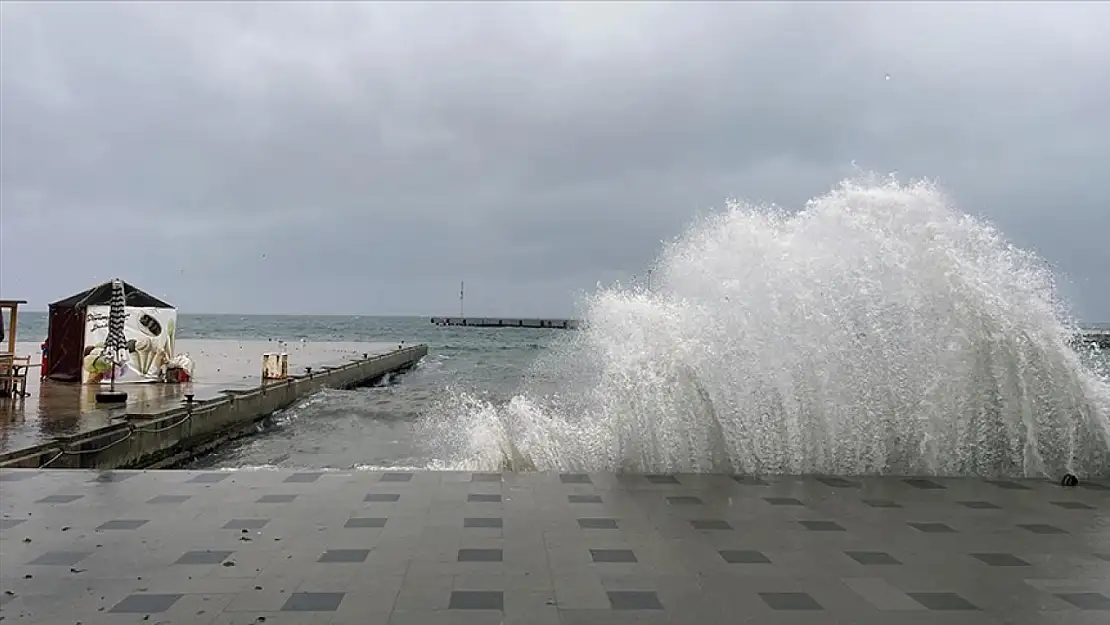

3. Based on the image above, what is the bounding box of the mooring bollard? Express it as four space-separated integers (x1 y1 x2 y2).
306 366 313 375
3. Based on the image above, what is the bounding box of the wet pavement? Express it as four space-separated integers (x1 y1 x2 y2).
0 469 1107 624
0 340 403 454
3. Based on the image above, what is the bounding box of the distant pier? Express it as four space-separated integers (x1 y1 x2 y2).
1080 329 1110 349
431 317 582 329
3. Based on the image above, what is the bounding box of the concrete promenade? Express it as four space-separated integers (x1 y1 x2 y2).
1 469 1108 624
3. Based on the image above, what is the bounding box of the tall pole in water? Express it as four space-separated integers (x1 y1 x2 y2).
460 281 465 318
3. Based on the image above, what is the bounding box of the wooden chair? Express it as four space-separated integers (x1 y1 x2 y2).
0 354 30 398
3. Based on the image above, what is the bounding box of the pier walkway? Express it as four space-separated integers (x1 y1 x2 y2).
1 469 1107 624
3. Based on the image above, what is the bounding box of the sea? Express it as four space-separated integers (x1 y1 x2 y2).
14 312 557 470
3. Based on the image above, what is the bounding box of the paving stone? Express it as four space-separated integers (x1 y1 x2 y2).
720 550 771 564
560 473 592 484
449 590 503 610
175 550 234 565
759 592 822 610
590 549 637 563
690 519 732 530
1079 481 1110 491
147 494 191 504
817 477 860 488
908 592 980 610
382 472 414 482
1018 523 1068 535
319 549 371 563
284 472 323 483
96 519 148 530
577 518 618 529
971 553 1030 567
35 494 83 503
644 474 679 484
1055 592 1110 610
1 468 1106 625
109 593 182 613
764 497 804 506
26 551 91 566
908 522 956 533
464 517 503 528
256 494 297 503
188 473 229 483
607 591 663 610
958 500 1001 509
282 592 345 611
0 471 38 481
905 478 945 490
986 479 1032 490
470 472 502 482
458 548 503 562
223 518 269 530
468 494 502 503
845 551 901 565
345 517 388 528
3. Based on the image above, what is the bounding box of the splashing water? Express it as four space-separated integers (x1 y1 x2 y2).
418 176 1110 477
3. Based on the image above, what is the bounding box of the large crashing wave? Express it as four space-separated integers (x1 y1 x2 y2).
417 176 1110 477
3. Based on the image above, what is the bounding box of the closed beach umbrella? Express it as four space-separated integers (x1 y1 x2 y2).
104 279 129 389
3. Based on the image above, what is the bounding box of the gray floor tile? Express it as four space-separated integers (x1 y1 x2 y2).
908 522 956 533
690 519 732 530
765 497 804 506
0 471 39 481
732 475 769 485
720 550 771 564
970 553 1030 567
645 475 679 485
760 592 822 610
27 551 91 566
471 472 502 482
96 519 148 530
449 590 504 610
817 477 860 488
799 520 845 531
905 479 945 490
319 549 371 563
365 493 401 502
175 550 234 565
147 494 191 504
666 496 703 505
468 494 502 503
109 593 183 613
189 473 229 483
607 591 663 610
36 494 83 503
346 517 388 528
1018 523 1068 535
458 549 503 562
285 472 323 483
863 499 902 508
578 518 618 529
382 472 414 482
256 494 298 503
845 551 901 565
560 473 592 484
464 517 503 528
908 592 979 610
1 518 26 529
590 549 637 563
569 495 603 503
223 518 270 530
1055 592 1110 610
90 471 138 483
282 592 345 611
987 480 1032 490
958 500 1001 509
1051 501 1095 510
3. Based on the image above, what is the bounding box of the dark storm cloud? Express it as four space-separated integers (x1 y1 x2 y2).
2 2 1108 318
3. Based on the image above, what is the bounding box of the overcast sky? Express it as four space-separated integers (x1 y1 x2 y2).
2 2 1108 320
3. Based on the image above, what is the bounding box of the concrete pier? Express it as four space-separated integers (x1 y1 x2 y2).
0 341 427 470
0 469 1107 624
432 317 582 329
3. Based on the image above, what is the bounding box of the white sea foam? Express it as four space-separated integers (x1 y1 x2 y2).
418 175 1110 477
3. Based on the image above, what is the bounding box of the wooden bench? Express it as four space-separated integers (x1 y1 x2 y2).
0 353 30 398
